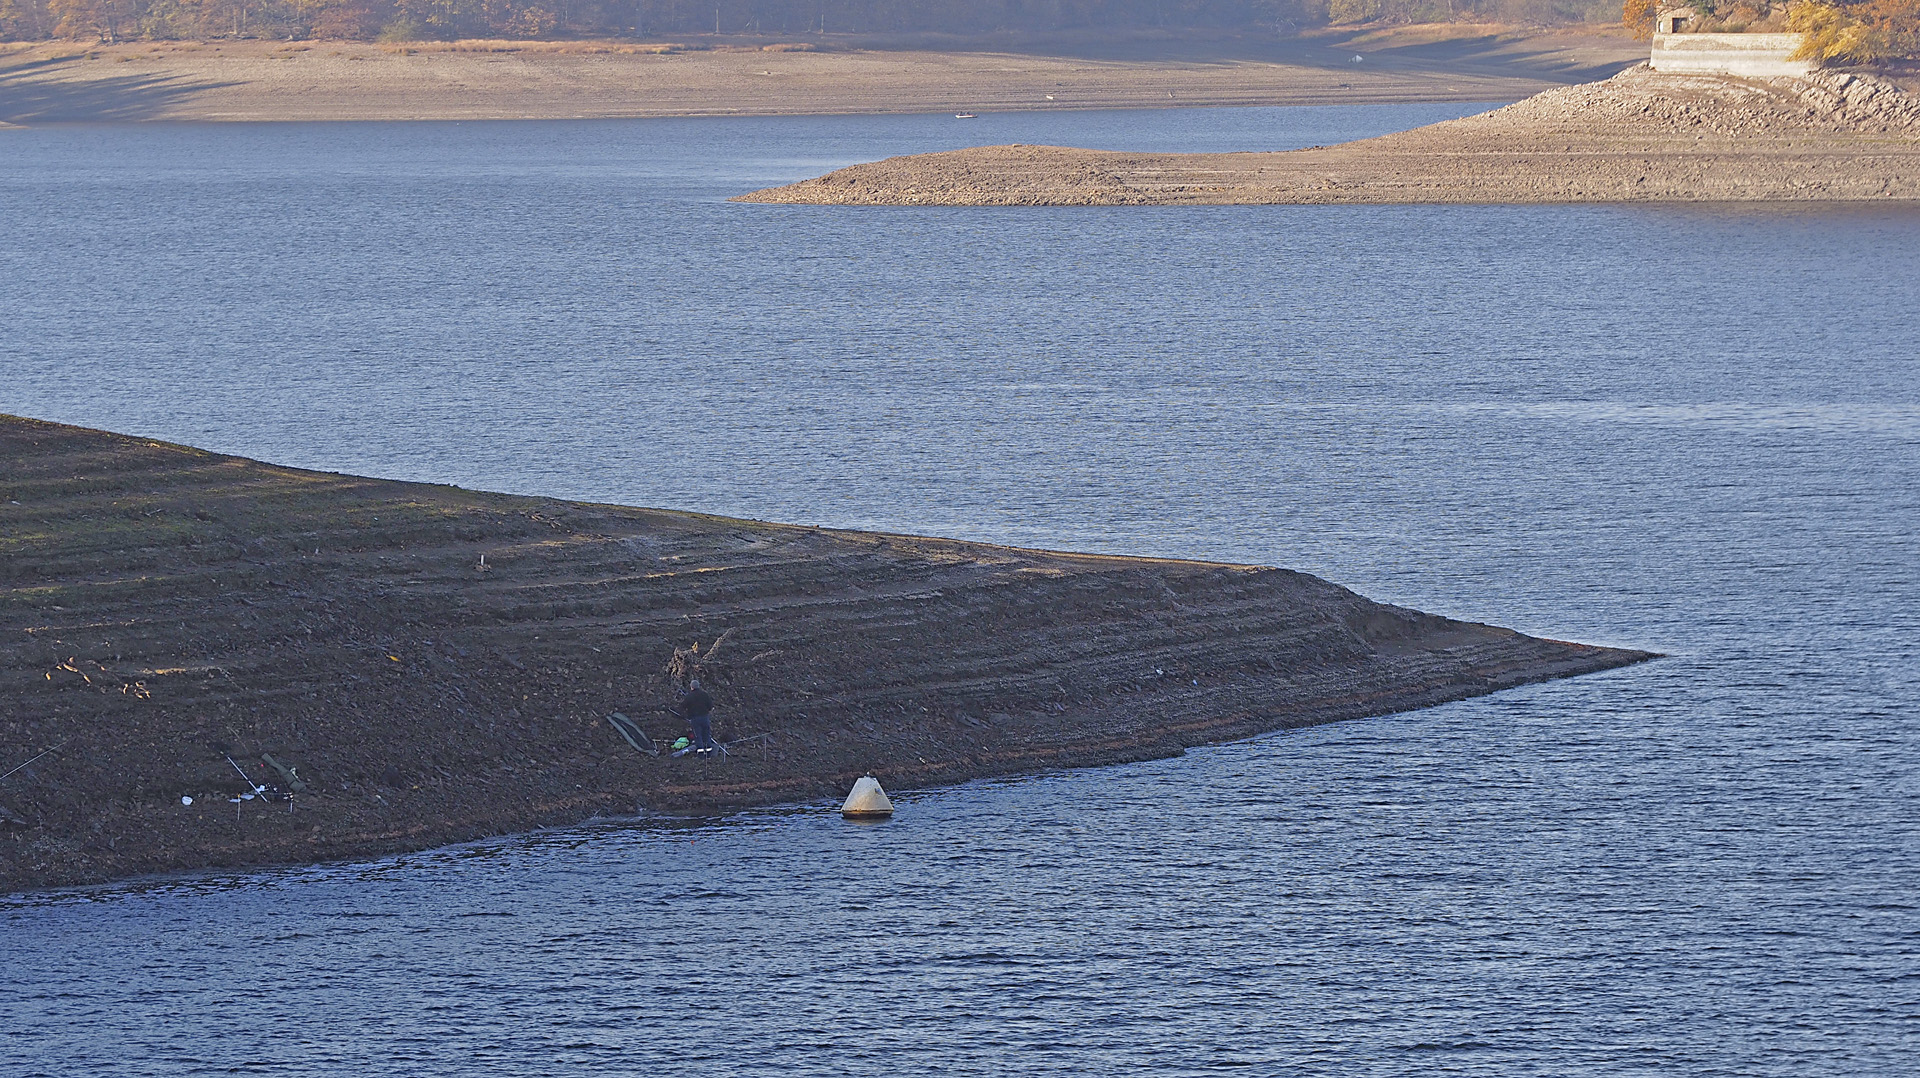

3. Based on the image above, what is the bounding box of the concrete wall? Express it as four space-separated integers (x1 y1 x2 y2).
1651 32 1813 78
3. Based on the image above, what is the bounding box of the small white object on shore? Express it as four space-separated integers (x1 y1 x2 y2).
840 775 894 819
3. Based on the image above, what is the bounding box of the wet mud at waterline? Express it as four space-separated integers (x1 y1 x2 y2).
0 415 1651 893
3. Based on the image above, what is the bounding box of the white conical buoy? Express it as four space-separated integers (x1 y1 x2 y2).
840 775 894 819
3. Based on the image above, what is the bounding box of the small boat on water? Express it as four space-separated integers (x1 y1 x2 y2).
954 112 977 119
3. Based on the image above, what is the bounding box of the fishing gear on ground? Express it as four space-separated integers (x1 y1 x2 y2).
222 751 293 808
1 741 67 784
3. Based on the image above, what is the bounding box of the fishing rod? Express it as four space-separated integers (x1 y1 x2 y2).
1 742 67 784
222 752 292 813
223 752 265 795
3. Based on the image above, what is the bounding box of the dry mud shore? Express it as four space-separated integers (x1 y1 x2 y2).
0 29 1641 124
0 416 1653 893
739 65 1920 205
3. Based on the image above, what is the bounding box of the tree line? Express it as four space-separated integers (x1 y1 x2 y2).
0 0 1619 44
4 0 1909 62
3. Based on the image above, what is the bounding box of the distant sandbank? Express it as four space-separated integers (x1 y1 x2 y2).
737 65 1920 205
0 27 1643 124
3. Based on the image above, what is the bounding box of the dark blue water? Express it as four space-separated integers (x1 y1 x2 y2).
2 107 1917 1076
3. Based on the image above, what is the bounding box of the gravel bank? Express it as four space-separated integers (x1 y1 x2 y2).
737 66 1920 205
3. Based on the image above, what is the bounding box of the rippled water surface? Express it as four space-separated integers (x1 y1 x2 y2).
2 107 1917 1076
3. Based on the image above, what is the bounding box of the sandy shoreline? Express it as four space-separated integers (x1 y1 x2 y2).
0 28 1644 124
0 416 1653 893
740 66 1920 205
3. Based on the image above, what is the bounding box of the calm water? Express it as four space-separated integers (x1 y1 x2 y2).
2 107 1917 1076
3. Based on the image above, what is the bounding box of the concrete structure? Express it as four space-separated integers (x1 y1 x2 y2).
1657 10 1697 33
1652 17 1814 78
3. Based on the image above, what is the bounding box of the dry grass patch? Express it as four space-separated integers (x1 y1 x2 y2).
381 39 702 55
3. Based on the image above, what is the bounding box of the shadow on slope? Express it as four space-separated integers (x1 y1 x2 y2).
0 54 238 124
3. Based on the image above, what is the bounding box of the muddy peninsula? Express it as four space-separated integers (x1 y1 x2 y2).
738 65 1920 205
1 416 1653 893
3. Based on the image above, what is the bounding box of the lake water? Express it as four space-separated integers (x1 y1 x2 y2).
2 106 1917 1076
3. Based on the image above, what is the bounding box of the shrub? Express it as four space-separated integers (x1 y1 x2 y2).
375 15 422 41
1789 0 1891 63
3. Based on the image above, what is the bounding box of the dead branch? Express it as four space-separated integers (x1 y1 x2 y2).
666 627 734 690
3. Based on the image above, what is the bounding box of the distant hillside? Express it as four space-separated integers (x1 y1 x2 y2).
4 0 1623 45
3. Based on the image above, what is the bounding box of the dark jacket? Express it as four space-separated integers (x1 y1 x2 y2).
680 687 713 719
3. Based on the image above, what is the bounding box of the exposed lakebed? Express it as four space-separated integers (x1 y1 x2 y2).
2 107 1917 1073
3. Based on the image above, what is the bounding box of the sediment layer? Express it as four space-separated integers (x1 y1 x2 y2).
737 65 1920 205
0 416 1652 892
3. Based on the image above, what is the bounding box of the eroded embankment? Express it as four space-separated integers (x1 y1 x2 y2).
736 66 1920 205
0 416 1652 892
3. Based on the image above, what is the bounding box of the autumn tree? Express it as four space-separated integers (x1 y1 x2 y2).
1787 0 1920 62
47 0 116 39
1622 0 1656 35
0 0 54 35
1842 0 1920 56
